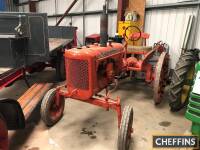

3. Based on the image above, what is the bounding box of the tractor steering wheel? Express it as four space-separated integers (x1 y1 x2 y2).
124 26 142 42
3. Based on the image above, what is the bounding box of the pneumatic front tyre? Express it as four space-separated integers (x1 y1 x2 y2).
41 88 65 127
118 106 133 150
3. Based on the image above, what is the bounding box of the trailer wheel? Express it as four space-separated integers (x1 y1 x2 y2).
41 88 65 127
56 55 66 81
118 106 133 150
0 113 8 150
169 50 198 112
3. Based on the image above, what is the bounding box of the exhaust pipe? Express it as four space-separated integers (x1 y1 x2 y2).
100 4 108 47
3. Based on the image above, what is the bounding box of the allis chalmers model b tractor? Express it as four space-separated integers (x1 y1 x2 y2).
40 5 169 150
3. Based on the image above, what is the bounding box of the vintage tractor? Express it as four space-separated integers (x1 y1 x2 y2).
40 5 134 150
41 42 134 150
40 4 169 150
119 23 169 104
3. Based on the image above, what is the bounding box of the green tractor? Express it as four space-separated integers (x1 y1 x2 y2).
185 59 200 138
169 48 200 137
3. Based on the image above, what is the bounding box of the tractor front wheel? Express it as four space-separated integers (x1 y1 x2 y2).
41 88 65 127
118 106 133 150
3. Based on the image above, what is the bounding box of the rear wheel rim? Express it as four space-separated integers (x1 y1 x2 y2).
154 52 169 104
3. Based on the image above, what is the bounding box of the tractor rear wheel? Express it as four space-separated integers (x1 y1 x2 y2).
0 113 8 150
41 88 65 126
169 50 198 112
154 52 169 105
118 106 133 150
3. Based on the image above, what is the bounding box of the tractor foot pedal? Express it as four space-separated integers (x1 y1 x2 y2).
18 83 53 120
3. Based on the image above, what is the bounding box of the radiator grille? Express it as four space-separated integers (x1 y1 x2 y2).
67 59 89 90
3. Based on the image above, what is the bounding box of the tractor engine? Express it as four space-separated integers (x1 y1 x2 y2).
65 43 124 100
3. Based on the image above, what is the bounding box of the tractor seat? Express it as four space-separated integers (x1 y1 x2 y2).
127 32 152 54
127 45 152 54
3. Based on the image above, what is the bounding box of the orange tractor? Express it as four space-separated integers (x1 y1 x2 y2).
40 4 169 150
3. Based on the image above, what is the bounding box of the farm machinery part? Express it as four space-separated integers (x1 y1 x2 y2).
40 40 169 149
185 50 200 138
41 42 134 150
0 12 77 149
0 83 53 150
40 4 169 150
169 49 199 111
123 41 169 104
41 4 134 150
122 24 169 104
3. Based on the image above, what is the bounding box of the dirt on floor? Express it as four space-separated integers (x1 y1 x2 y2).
0 69 191 150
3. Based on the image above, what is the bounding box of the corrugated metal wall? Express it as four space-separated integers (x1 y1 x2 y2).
145 7 198 68
145 0 200 68
19 0 117 45
146 0 187 5
18 0 200 68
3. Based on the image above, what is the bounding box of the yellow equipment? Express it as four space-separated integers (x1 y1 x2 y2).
118 21 141 45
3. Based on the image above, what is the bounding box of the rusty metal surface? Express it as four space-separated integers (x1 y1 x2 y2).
18 83 53 120
153 52 169 104
49 38 72 51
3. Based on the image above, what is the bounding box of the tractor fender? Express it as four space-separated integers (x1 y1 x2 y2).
0 98 25 130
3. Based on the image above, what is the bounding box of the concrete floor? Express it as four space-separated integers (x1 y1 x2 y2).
0 69 192 150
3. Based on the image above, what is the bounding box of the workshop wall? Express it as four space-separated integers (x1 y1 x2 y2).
146 0 187 5
145 0 199 68
18 0 117 45
18 0 200 68
145 7 198 68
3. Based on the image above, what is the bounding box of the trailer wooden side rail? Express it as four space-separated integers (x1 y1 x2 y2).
0 83 53 150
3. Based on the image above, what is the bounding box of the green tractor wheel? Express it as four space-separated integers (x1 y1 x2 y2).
169 50 198 112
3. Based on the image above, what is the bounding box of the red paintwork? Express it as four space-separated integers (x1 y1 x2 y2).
0 117 8 150
85 34 101 44
131 32 150 39
54 41 168 130
52 42 125 128
65 43 124 100
124 43 166 83
58 86 122 128
86 34 100 40
0 69 24 90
